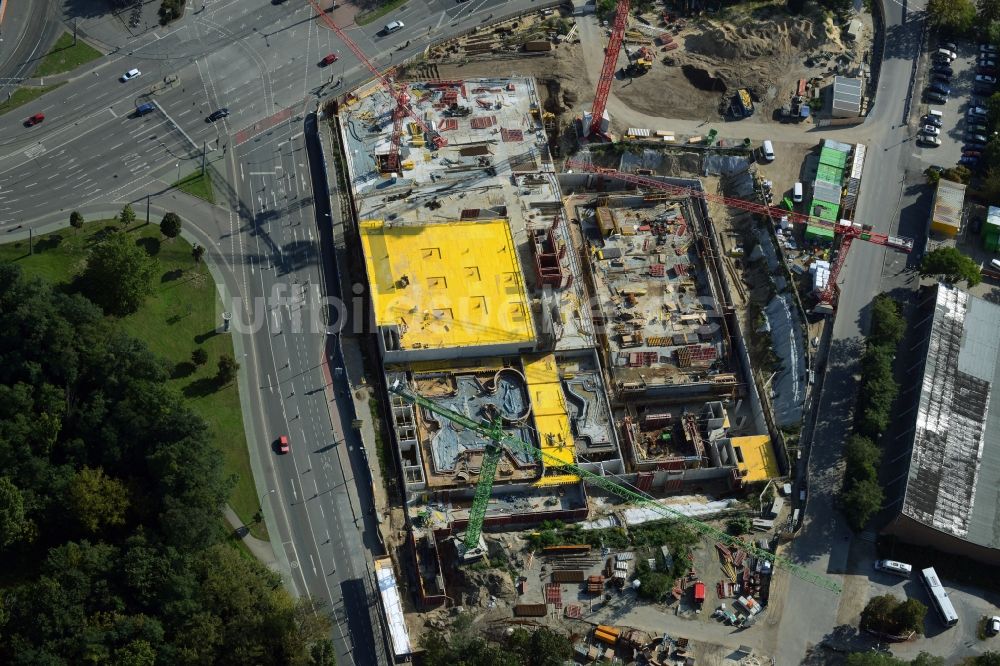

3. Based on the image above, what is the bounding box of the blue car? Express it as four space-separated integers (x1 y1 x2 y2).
930 81 952 95
960 155 980 166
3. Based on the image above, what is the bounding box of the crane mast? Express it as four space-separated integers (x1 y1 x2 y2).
588 0 630 138
389 380 841 592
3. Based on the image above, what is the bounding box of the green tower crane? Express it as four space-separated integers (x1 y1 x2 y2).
388 380 841 593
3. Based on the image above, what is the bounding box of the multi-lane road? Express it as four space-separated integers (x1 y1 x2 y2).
0 0 545 663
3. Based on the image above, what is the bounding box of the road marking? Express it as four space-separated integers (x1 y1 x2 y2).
108 107 118 118
290 479 298 501
309 553 317 576
240 162 244 181
249 171 277 175
109 143 123 151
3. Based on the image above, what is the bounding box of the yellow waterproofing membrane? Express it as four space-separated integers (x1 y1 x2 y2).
360 219 535 351
731 435 779 482
524 354 577 485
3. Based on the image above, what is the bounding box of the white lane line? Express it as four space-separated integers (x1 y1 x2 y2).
108 107 118 118
290 478 298 501
309 553 317 577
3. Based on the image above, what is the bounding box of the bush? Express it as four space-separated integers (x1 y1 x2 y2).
860 594 927 636
160 212 182 238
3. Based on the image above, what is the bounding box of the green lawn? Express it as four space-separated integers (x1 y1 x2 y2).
0 220 265 539
34 31 103 78
174 170 216 204
0 84 65 117
355 0 407 26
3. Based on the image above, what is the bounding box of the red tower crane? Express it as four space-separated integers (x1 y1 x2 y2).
565 160 913 306
588 0 630 138
306 0 446 173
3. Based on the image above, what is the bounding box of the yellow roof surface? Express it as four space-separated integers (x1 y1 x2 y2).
523 355 576 480
731 435 779 483
360 219 534 350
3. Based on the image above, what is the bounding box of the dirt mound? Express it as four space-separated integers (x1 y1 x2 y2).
453 567 518 608
684 16 822 61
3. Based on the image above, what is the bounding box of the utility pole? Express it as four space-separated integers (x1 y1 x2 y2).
146 194 150 225
201 140 206 175
73 19 78 46
28 227 33 255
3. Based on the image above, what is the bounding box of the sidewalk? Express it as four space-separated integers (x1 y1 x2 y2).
223 505 280 571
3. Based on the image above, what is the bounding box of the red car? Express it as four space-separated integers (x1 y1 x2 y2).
320 53 338 66
24 113 44 126
964 150 983 158
278 435 290 454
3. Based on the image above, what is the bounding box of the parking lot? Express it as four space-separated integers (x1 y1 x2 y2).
916 41 999 169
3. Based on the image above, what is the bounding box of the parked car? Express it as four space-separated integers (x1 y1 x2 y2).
989 616 1000 636
23 112 44 126
930 81 952 95
974 84 995 95
937 48 958 60
278 435 290 454
120 68 141 82
924 114 943 127
932 73 952 85
966 132 988 143
941 42 958 52
979 66 998 75
961 155 981 166
977 74 998 84
925 90 948 104
320 53 338 66
135 102 155 116
968 123 989 133
980 57 997 67
917 135 942 147
964 143 986 152
922 125 941 136
982 44 999 54
932 64 954 76
964 150 983 158
968 106 989 118
206 108 229 122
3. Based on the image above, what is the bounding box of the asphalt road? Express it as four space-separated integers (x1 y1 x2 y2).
771 0 930 662
0 0 62 93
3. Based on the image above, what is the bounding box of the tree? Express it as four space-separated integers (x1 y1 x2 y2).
68 466 130 533
941 165 972 184
817 0 851 14
869 294 904 347
926 0 976 33
119 203 137 229
69 211 84 234
508 627 574 666
842 478 884 530
217 354 239 384
983 0 1000 24
81 232 158 315
861 594 899 632
726 516 753 535
0 476 33 549
983 167 1000 204
919 247 982 286
890 597 928 635
988 92 1000 131
309 639 337 666
989 20 1000 48
159 212 181 239
844 435 881 484
192 244 205 263
191 347 208 366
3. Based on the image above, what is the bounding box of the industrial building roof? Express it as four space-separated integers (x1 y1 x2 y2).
901 284 1000 548
931 179 966 233
831 76 863 116
360 218 534 351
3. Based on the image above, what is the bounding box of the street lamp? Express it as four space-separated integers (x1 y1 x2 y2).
260 488 276 505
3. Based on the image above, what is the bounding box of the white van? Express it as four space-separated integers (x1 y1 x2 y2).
793 182 803 203
928 109 943 121
991 258 1000 271
936 48 957 61
875 559 913 578
762 140 775 162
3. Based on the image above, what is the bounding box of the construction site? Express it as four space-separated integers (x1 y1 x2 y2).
318 1 886 663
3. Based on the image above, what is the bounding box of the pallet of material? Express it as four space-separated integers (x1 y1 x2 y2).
662 42 679 51
551 569 586 583
715 543 733 562
514 604 548 617
543 544 592 556
523 40 553 52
